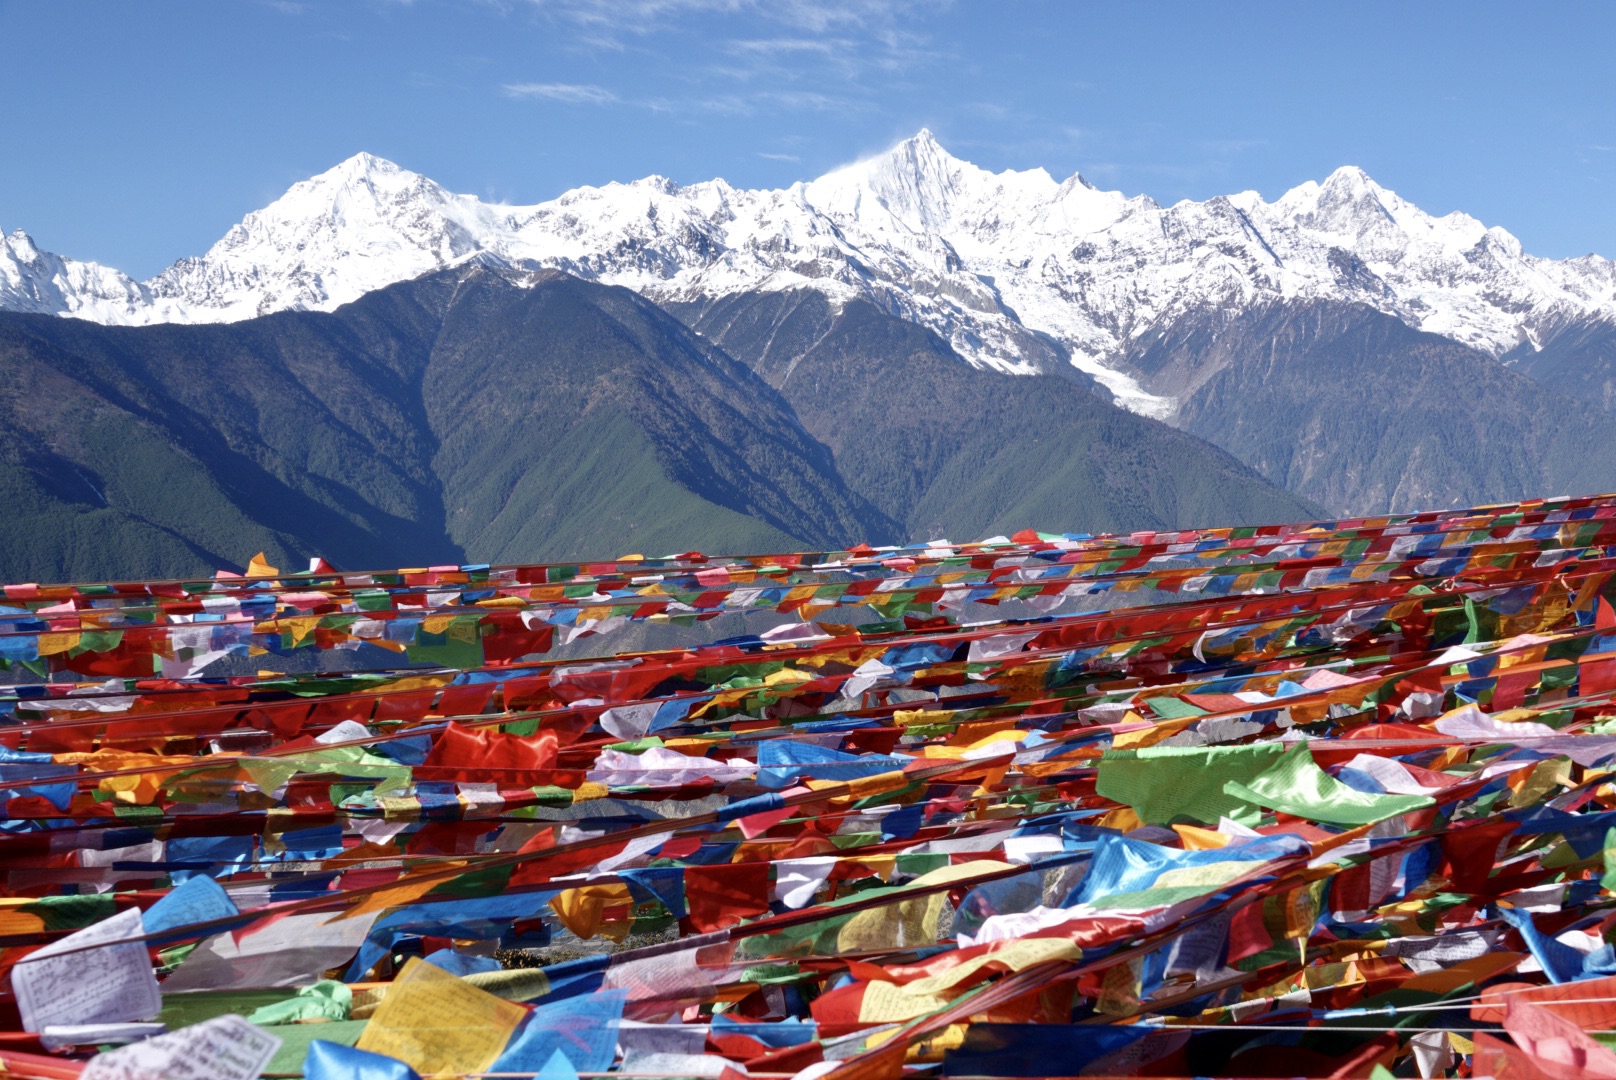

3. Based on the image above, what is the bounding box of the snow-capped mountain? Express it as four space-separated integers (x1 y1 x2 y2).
6 131 1616 418
0 228 152 321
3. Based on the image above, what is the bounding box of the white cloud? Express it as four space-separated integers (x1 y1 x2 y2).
726 37 840 56
524 0 941 34
756 90 844 111
641 89 852 117
501 82 620 104
502 0 949 115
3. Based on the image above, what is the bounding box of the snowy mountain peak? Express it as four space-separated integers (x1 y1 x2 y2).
0 227 150 321
881 127 963 181
4 131 1614 420
1484 226 1524 258
807 130 971 230
142 151 499 320
256 152 455 224
4 228 37 259
1058 172 1100 194
807 129 1057 236
332 149 402 175
1321 164 1379 190
1280 166 1395 225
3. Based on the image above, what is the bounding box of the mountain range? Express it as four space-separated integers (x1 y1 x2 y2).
8 131 1616 412
3 132 1615 580
0 263 1311 582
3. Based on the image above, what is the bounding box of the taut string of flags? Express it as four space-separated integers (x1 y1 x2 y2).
3 495 1616 1076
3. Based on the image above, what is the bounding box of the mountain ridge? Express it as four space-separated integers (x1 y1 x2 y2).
668 288 1318 538
0 263 1322 583
1124 298 1616 514
0 263 899 581
8 131 1615 420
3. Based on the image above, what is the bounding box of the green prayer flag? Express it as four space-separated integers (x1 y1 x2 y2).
1096 743 1285 824
263 1019 368 1074
1223 740 1434 826
1139 696 1208 720
246 980 352 1025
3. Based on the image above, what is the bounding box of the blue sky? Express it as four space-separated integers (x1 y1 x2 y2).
3 0 1614 277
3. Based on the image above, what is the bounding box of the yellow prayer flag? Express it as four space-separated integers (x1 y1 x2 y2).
1173 823 1232 850
342 861 468 921
354 956 525 1076
899 936 1082 998
37 632 80 656
837 861 1014 953
856 979 952 1022
550 882 633 940
245 552 279 579
280 615 322 646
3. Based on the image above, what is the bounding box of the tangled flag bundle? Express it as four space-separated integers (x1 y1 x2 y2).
9 498 1616 1077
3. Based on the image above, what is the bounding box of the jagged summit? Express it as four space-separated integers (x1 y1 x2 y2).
807 130 1060 236
1323 164 1379 188
332 149 403 174
4 131 1615 416
0 227 151 321
251 152 439 222
141 150 507 320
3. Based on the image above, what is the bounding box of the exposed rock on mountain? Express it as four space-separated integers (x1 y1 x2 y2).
672 289 1318 538
1129 301 1616 514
